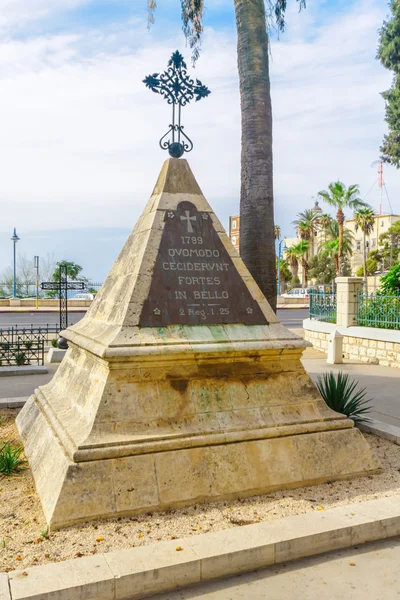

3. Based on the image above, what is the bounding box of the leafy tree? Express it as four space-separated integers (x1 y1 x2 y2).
318 182 366 275
276 257 291 293
292 209 319 259
319 220 353 276
39 253 57 284
51 261 84 282
377 1 400 167
148 1 307 312
285 246 299 280
0 268 23 297
17 254 36 296
379 263 400 295
309 253 337 284
380 220 400 266
354 207 375 291
46 261 88 299
291 240 310 287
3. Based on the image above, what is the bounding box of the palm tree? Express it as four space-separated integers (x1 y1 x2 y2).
318 213 333 248
319 221 354 276
292 209 318 259
285 246 299 281
148 1 307 313
354 207 375 292
318 182 367 276
274 225 281 240
292 240 310 287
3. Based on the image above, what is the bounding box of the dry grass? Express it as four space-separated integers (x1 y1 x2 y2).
1 407 399 572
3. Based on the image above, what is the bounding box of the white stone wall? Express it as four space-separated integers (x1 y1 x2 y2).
304 321 400 369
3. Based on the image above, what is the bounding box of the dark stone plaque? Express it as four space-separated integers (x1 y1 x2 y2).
139 201 268 327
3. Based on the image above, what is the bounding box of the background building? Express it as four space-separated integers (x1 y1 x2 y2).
345 213 400 274
229 216 240 252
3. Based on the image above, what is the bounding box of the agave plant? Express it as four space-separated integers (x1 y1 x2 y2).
316 372 372 424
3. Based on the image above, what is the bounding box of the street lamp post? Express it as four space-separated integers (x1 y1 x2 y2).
277 239 287 296
10 228 20 299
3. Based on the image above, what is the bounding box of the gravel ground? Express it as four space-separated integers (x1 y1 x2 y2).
1 408 400 572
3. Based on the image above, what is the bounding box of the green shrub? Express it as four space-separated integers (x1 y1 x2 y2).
379 263 400 295
316 372 372 424
51 339 58 348
15 352 27 366
0 442 26 475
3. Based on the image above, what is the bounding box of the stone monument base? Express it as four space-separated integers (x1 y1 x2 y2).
17 343 380 529
16 158 380 529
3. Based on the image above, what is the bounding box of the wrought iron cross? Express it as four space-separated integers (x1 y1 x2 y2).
41 264 85 331
143 50 211 158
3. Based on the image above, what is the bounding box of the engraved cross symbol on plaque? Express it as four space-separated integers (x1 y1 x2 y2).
180 210 197 233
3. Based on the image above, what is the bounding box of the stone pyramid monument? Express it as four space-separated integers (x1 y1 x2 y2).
17 158 380 528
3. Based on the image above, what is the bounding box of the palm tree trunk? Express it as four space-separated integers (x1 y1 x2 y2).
302 259 308 288
234 0 276 312
363 230 368 293
337 209 345 276
334 254 339 275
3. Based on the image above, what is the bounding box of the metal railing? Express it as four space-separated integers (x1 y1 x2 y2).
0 281 103 299
0 338 44 366
309 292 337 324
356 293 400 330
0 325 60 344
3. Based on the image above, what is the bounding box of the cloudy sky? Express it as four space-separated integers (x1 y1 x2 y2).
0 0 396 280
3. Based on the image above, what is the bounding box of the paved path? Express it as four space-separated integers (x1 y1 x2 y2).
151 538 400 599
0 364 58 398
0 309 308 328
0 312 85 326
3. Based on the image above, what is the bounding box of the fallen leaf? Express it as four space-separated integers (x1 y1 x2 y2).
21 572 28 577
197 526 201 530
96 536 104 543
138 533 144 539
75 552 83 558
176 546 183 552
349 562 356 567
170 536 177 540
316 507 324 511
15 556 23 561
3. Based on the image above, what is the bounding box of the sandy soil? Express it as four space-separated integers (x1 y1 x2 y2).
1 407 399 572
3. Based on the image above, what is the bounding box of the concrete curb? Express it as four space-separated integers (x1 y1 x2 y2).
0 397 29 409
0 573 11 600
6 495 400 600
0 366 47 378
359 419 400 445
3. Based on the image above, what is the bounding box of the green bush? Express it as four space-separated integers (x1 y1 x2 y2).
379 264 400 295
0 442 26 475
316 372 372 424
51 339 58 348
15 352 27 366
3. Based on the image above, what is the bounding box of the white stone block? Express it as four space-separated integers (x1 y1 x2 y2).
0 574 10 600
9 555 114 600
104 539 200 600
46 348 67 363
186 526 274 581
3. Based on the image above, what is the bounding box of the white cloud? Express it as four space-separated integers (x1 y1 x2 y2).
0 0 397 279
0 0 90 32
